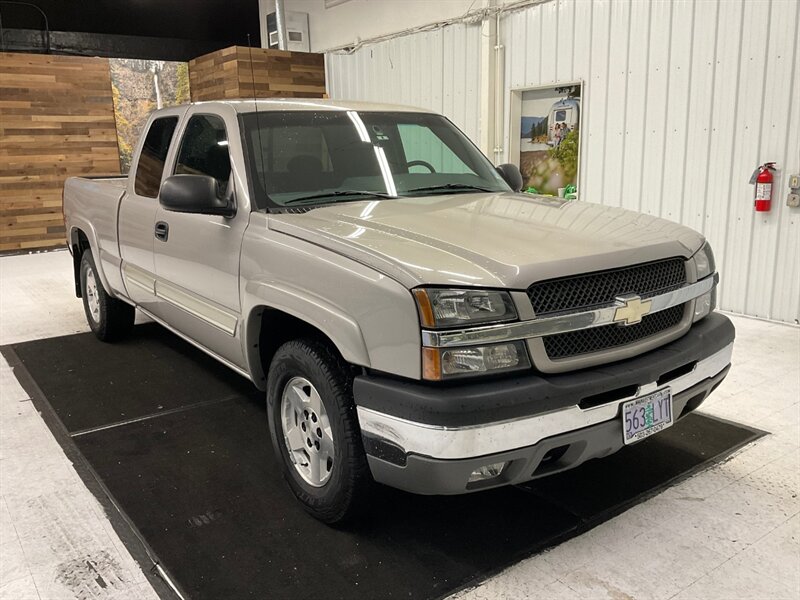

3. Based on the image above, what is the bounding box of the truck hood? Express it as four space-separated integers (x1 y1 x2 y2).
268 192 704 289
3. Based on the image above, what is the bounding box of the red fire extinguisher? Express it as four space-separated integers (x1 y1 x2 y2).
752 162 777 212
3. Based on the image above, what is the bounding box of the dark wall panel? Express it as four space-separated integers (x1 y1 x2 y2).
2 28 232 61
0 0 260 44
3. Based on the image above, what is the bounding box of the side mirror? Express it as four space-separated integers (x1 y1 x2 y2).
159 175 235 217
496 163 524 192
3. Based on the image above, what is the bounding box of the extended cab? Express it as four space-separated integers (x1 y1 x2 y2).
63 100 733 523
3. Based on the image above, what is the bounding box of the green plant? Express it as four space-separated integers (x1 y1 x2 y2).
175 63 190 104
547 128 579 184
111 83 133 172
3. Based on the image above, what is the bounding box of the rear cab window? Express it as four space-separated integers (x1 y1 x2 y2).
134 117 179 198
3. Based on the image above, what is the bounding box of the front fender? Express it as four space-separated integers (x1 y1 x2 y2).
240 219 423 384
241 280 371 386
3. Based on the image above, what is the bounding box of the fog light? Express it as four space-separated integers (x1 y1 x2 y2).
468 462 506 483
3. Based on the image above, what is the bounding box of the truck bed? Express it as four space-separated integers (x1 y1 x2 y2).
63 177 127 237
63 175 130 295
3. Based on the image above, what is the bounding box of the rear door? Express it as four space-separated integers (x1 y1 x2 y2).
119 108 186 310
151 105 250 369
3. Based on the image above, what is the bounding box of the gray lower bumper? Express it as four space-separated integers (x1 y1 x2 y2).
365 365 729 495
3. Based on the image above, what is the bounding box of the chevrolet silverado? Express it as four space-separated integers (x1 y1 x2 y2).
63 100 733 523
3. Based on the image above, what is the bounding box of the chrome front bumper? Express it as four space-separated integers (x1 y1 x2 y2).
362 363 730 495
358 342 732 463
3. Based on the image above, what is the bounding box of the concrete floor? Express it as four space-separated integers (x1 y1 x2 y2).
1 250 798 600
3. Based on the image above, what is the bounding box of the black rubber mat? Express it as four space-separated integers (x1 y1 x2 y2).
4 324 763 600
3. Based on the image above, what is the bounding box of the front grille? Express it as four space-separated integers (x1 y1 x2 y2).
528 258 690 364
528 258 687 316
543 305 685 359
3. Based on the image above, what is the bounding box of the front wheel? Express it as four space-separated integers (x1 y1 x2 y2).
266 339 372 524
80 250 135 342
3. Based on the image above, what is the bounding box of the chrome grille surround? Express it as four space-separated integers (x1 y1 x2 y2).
419 260 715 375
420 273 712 350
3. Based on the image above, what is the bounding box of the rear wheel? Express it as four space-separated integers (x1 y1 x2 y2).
267 339 371 524
80 250 135 342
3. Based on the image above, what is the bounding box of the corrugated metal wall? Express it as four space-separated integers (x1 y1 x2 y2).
325 22 484 145
326 0 800 324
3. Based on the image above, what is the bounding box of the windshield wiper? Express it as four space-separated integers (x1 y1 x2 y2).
404 183 496 195
283 190 395 205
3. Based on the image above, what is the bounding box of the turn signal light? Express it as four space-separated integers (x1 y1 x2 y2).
422 347 442 381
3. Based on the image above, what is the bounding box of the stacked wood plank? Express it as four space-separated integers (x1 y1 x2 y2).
189 46 325 101
0 52 120 252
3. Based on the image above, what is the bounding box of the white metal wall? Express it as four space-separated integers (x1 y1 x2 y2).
326 0 800 323
325 22 483 146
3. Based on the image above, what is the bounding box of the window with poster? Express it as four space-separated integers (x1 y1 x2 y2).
508 83 582 199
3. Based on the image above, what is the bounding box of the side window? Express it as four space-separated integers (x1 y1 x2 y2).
134 117 178 198
175 115 232 194
397 124 472 174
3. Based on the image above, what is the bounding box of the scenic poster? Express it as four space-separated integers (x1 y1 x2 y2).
109 59 190 173
518 84 581 197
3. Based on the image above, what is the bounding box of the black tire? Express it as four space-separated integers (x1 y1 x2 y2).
79 250 135 342
267 339 372 524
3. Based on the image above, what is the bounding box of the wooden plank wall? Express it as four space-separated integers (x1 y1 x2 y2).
0 52 120 252
189 46 325 101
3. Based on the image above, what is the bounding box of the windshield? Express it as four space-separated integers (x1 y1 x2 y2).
239 110 510 209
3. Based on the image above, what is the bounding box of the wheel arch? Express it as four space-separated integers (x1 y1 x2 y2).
68 222 118 300
69 227 92 297
243 302 370 391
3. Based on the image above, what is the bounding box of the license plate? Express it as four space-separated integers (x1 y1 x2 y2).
622 388 673 445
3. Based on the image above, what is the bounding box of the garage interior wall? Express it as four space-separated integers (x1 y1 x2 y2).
325 0 800 324
326 23 483 144
0 53 121 252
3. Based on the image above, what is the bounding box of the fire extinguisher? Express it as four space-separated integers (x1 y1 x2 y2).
752 162 777 212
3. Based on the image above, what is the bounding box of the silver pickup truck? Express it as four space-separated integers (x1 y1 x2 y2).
64 99 733 523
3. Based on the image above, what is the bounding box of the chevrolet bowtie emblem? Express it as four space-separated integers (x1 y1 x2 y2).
613 294 652 326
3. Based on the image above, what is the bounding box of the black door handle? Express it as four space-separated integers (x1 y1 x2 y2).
155 221 169 242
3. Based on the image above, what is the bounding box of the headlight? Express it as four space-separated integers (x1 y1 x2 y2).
422 341 531 380
692 242 717 323
693 241 716 280
413 288 517 328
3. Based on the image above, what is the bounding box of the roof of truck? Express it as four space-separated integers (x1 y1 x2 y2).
192 99 437 114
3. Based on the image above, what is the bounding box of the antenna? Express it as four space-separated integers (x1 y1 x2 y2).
247 34 268 203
